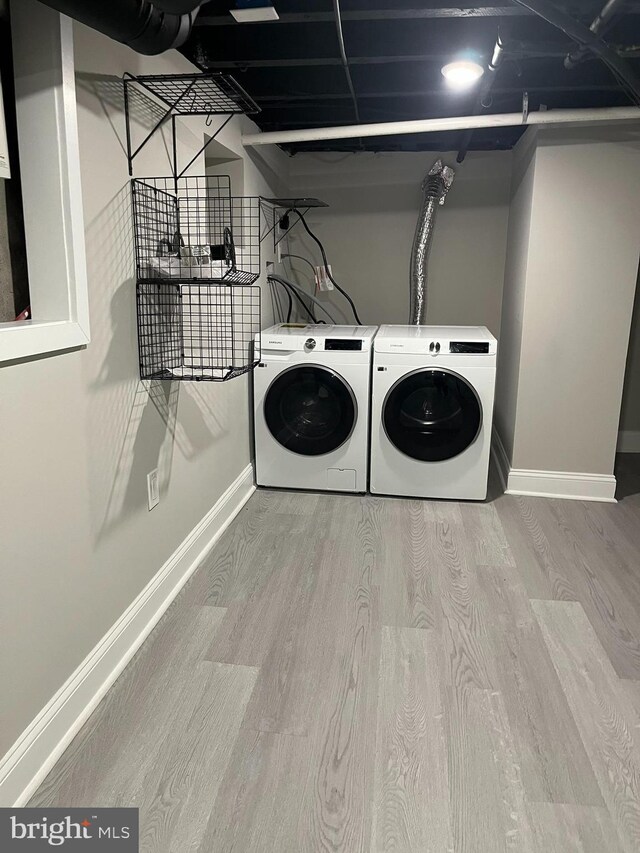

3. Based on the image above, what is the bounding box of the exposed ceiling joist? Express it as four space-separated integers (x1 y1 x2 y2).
254 84 622 104
196 7 531 26
200 49 577 69
182 0 640 153
202 45 640 69
195 4 636 27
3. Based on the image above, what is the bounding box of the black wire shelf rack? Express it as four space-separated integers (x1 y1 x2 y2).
259 197 328 249
132 175 261 285
137 282 261 382
130 72 259 116
123 71 260 178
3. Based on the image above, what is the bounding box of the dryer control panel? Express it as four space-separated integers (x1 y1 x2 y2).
428 340 491 355
450 341 490 354
374 326 497 356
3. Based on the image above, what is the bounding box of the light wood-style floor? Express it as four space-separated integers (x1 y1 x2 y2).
32 456 640 852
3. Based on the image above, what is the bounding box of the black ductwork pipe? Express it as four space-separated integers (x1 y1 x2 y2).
37 0 201 55
153 0 202 12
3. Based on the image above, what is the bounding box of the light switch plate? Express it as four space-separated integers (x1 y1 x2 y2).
147 469 159 511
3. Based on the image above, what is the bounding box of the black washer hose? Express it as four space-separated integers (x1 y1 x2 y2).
279 279 293 322
268 276 318 324
289 209 363 326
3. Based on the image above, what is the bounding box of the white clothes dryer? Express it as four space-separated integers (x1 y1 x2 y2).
370 325 497 500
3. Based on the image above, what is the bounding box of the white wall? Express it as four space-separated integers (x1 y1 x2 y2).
0 21 289 759
284 150 511 333
496 126 640 478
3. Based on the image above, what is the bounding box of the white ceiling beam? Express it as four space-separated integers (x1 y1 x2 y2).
242 106 640 146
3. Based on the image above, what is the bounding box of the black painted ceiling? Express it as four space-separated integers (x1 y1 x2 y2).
180 1 640 154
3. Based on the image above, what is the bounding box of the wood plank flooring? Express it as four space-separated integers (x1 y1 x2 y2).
30 455 640 851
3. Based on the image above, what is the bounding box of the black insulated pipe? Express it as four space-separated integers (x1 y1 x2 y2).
37 0 201 55
456 33 505 164
564 0 624 70
332 0 360 123
512 0 640 107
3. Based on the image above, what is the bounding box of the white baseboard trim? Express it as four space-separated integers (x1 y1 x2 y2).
505 469 616 502
492 428 616 503
0 464 255 807
618 430 640 453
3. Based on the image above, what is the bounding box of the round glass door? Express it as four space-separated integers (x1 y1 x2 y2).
383 368 482 462
264 365 357 456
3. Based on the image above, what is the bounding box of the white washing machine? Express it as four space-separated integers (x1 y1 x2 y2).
253 324 377 493
370 325 497 501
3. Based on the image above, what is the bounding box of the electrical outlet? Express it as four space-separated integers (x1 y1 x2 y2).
147 469 159 511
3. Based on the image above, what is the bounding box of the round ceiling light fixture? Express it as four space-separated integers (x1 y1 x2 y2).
441 59 485 89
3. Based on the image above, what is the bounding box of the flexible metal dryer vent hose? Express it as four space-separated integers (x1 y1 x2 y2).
409 159 455 326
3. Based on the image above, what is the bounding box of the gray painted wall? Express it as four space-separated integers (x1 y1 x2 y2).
0 22 288 759
496 127 640 476
285 150 511 334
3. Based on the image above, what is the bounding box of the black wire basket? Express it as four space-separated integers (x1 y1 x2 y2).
132 175 261 285
136 282 261 382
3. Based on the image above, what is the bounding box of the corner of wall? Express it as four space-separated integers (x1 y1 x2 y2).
494 137 538 468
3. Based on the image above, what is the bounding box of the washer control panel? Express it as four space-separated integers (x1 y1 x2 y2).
324 339 363 351
260 325 376 354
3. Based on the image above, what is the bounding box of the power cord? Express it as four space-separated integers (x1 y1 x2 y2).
268 275 319 323
283 252 336 323
269 274 339 324
268 276 289 322
288 209 363 325
282 253 317 278
282 281 293 322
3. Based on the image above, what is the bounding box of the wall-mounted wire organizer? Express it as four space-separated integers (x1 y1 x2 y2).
124 69 264 382
132 174 262 381
137 282 261 382
133 175 261 285
132 176 261 382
